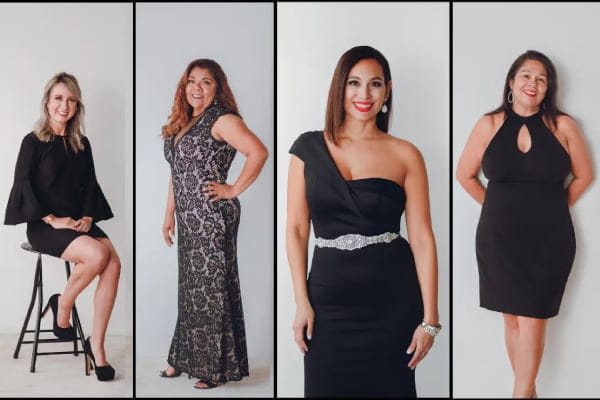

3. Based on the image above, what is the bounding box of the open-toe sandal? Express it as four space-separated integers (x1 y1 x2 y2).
194 380 219 389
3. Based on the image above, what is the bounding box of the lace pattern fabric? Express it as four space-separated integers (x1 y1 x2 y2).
164 103 249 382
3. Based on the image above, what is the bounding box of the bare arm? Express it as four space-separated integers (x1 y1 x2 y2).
162 176 176 246
207 114 269 201
456 116 495 205
285 155 314 354
404 145 439 325
402 144 439 369
559 116 594 206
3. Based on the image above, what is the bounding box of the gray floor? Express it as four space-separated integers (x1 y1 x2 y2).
0 334 133 397
135 356 273 398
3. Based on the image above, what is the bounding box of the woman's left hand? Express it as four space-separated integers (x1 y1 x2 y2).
406 323 435 370
203 181 237 202
73 216 93 232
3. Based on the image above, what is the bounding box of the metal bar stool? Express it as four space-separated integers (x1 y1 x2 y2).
13 242 87 373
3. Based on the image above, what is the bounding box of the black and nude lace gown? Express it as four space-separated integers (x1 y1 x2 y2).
290 131 424 398
476 109 575 318
164 102 249 383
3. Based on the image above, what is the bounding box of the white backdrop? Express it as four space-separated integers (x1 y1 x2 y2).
0 4 133 336
277 3 450 397
453 3 600 398
134 1 274 376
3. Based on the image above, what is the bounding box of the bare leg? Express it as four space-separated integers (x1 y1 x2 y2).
57 236 110 329
503 313 519 372
512 316 546 398
89 238 121 366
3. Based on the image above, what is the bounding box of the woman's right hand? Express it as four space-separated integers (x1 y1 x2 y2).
47 217 77 230
162 212 175 246
293 301 314 355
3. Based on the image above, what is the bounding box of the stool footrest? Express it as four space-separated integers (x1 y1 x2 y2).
35 351 82 356
20 337 84 344
13 248 87 374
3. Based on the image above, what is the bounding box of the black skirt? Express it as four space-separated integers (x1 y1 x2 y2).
27 220 108 258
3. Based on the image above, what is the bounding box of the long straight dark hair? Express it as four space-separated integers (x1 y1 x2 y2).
324 45 392 145
487 50 568 131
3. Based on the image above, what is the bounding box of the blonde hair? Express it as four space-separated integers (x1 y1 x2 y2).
33 72 85 153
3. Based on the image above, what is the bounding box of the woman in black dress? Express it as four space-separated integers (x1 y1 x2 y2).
159 59 268 389
4 72 121 381
286 46 441 397
456 50 593 397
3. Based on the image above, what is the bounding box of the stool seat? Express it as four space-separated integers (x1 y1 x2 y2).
14 242 87 374
21 242 36 253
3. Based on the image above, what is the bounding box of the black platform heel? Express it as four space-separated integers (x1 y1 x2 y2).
84 337 115 381
41 293 76 340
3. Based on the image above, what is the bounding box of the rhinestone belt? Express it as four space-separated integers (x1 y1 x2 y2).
314 232 399 251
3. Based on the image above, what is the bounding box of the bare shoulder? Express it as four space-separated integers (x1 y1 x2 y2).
211 112 246 141
466 112 505 153
555 114 581 136
474 112 503 137
384 135 424 165
213 112 243 128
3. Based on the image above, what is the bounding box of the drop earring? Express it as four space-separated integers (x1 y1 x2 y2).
507 90 513 104
381 103 388 114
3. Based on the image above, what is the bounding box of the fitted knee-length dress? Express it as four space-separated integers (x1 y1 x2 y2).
164 103 249 383
476 109 575 319
5 132 113 257
290 131 424 398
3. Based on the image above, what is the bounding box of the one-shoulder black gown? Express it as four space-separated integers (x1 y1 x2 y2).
290 131 423 398
476 109 575 318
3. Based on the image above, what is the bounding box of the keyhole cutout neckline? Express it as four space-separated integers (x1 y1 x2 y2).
516 124 532 154
508 107 543 155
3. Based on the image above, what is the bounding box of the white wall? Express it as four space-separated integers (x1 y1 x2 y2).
134 1 274 375
0 4 133 337
453 3 600 397
277 3 450 397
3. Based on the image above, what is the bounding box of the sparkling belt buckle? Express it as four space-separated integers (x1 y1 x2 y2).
314 231 399 251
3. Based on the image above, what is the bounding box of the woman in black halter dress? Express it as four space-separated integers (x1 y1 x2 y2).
457 50 593 397
287 46 441 397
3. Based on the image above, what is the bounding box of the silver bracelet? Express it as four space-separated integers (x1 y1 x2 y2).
421 321 442 337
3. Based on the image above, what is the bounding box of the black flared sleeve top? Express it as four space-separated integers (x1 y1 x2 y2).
4 132 113 225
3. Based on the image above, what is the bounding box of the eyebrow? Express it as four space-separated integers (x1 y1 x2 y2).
519 69 547 76
347 75 384 81
188 75 214 81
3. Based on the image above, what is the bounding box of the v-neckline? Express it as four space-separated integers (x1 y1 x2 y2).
173 109 209 148
320 131 352 182
173 117 199 148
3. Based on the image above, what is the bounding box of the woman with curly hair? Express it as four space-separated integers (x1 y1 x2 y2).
158 59 268 389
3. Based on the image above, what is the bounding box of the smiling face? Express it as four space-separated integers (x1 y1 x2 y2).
185 67 218 116
509 59 548 113
46 83 77 133
343 58 390 122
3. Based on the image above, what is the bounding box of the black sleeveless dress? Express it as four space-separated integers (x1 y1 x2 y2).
476 109 575 319
290 131 423 398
